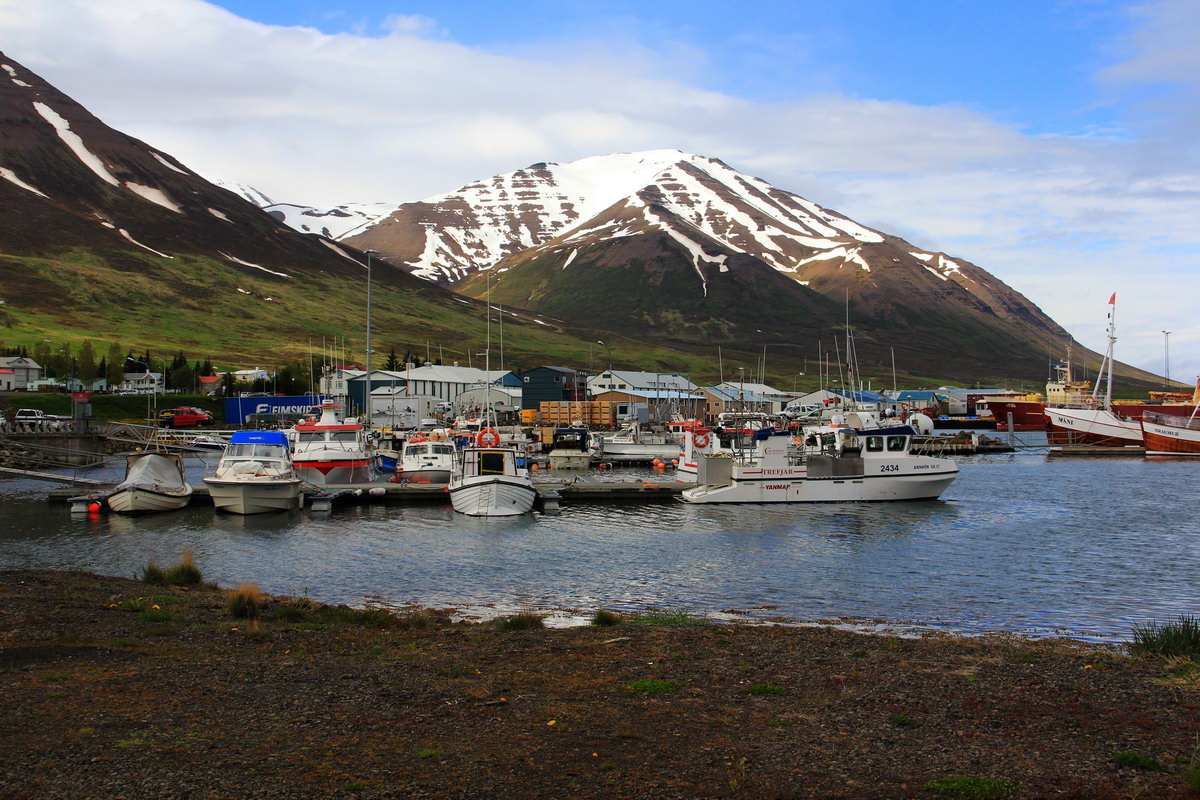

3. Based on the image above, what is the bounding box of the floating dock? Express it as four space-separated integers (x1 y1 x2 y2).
49 479 697 511
1048 446 1147 457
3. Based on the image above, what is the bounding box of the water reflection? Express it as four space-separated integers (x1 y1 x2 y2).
2 451 1200 640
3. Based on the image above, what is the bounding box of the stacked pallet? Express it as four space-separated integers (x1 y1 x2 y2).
537 401 617 428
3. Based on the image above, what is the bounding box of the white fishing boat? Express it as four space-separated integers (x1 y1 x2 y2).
106 452 193 513
681 421 957 504
204 431 303 514
290 402 378 485
448 441 538 516
447 270 537 516
590 421 681 462
394 435 457 483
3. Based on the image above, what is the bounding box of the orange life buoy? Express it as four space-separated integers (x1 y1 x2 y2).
1084 397 1097 408
410 433 427 444
476 428 501 447
692 430 710 449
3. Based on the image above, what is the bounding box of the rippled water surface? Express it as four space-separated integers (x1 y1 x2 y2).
2 446 1198 641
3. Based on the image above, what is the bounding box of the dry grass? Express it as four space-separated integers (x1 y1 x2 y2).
227 583 264 619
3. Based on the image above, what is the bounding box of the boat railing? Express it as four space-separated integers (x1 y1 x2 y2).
1144 411 1200 430
206 458 297 481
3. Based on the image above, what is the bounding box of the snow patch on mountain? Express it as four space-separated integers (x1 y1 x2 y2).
208 207 232 222
0 166 48 198
265 201 393 239
149 151 189 175
33 101 119 186
2 63 31 88
220 252 291 278
125 182 181 214
118 229 172 258
202 175 274 207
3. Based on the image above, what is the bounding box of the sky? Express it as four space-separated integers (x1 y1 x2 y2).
1 0 1197 380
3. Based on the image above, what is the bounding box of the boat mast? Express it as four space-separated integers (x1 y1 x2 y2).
1104 293 1116 410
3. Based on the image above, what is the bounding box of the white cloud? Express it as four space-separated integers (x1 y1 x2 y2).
0 0 1197 378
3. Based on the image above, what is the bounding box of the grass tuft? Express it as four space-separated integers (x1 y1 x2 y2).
270 604 308 622
227 583 264 619
110 638 139 648
1112 750 1160 771
889 712 922 729
139 610 173 623
626 678 680 695
164 549 202 586
1130 615 1200 658
116 597 147 612
414 748 442 759
590 609 622 627
627 610 706 627
745 683 786 696
495 612 545 631
924 776 1019 799
140 563 166 585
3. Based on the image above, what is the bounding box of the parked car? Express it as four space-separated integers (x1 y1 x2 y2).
158 407 214 428
14 408 70 423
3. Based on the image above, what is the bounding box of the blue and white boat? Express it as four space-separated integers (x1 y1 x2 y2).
204 431 303 514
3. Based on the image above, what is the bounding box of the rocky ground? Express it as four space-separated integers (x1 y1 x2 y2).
1 569 1198 799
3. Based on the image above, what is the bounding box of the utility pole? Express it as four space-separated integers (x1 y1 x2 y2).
1162 330 1171 389
364 249 378 427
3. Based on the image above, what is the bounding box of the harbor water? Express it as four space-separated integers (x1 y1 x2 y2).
1 444 1197 642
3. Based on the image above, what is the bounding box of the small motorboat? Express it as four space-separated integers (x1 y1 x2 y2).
106 452 193 513
204 431 303 515
394 435 457 483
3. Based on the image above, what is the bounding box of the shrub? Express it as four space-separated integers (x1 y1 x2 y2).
1112 751 1160 771
591 610 622 627
414 748 441 759
116 597 147 612
626 679 680 694
924 776 1019 799
495 612 545 631
746 683 786 696
1130 615 1200 658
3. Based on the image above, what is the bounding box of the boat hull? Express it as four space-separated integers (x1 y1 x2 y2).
1142 418 1200 455
592 442 681 461
204 478 303 515
983 399 1046 431
395 467 452 484
448 477 537 516
294 459 377 486
106 487 191 514
1044 408 1142 446
681 468 956 504
546 451 592 470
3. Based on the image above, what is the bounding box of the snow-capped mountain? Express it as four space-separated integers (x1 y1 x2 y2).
264 201 394 240
345 150 1065 342
200 175 275 207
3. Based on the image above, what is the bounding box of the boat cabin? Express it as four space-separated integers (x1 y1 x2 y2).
459 448 520 478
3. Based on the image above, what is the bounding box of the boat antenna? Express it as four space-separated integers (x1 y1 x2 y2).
890 347 896 393
499 303 504 371
718 345 724 385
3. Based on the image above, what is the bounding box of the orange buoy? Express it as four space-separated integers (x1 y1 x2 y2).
87 502 101 512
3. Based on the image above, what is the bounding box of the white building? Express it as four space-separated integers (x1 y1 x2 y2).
118 371 164 394
0 356 42 389
368 389 442 429
587 370 697 395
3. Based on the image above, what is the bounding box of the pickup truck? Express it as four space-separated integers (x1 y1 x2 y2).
14 408 71 423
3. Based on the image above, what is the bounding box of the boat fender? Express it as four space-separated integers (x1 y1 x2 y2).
369 487 386 497
477 428 501 447
692 430 710 449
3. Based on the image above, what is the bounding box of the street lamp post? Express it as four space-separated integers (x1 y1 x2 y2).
364 249 379 426
596 340 613 377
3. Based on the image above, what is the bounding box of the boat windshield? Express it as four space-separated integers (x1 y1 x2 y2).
226 443 287 459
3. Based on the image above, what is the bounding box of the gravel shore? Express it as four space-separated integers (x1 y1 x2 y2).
1 569 1197 799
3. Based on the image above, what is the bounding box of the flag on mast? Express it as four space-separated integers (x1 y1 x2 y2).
1108 292 1116 305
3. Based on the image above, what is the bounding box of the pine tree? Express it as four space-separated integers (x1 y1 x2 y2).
384 347 399 371
77 340 97 385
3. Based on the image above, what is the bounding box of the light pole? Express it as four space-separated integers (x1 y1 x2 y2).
1162 330 1171 389
596 340 613 379
364 249 379 426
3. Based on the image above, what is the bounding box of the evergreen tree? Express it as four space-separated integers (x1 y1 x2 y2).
96 356 107 380
384 347 399 371
201 358 214 377
106 341 123 386
77 340 97 385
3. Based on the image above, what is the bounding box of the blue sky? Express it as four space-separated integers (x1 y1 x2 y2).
2 0 1197 377
215 0 1132 134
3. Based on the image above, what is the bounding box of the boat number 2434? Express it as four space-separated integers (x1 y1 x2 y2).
879 464 900 472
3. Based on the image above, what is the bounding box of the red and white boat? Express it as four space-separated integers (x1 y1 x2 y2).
1142 379 1200 455
289 402 378 485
